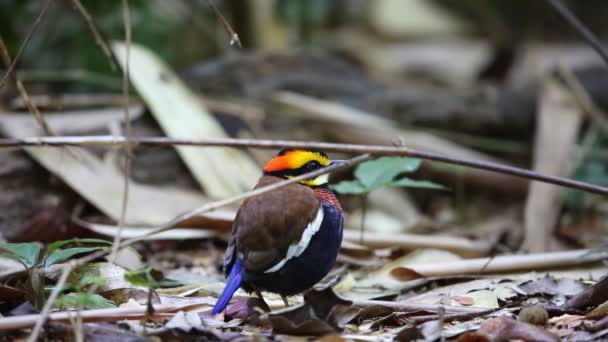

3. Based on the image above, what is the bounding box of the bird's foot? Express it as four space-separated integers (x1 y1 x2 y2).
281 294 290 307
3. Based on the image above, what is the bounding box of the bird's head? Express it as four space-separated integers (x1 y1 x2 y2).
263 149 335 187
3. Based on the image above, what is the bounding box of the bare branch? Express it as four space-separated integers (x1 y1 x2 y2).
546 0 608 66
3 135 608 195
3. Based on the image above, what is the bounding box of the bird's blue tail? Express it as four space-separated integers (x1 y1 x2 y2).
211 257 244 314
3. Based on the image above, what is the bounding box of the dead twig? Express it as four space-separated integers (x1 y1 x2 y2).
0 299 212 331
70 0 117 71
15 81 56 137
343 230 490 257
3 135 608 195
206 0 242 47
407 249 607 277
78 153 372 265
109 0 132 262
545 0 608 66
0 0 53 89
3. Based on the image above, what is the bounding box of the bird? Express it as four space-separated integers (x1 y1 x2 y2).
211 149 344 314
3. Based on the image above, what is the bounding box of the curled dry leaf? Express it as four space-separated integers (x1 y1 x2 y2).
389 267 423 282
562 276 608 311
586 300 608 319
268 287 359 336
459 315 558 342
225 296 269 323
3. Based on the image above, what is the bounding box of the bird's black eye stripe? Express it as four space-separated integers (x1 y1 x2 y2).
307 160 321 169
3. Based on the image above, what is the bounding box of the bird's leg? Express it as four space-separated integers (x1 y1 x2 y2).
254 289 270 310
281 294 290 307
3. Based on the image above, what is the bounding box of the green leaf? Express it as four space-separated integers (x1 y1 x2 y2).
0 243 41 268
355 157 422 190
330 180 369 195
79 275 106 289
55 293 116 310
124 267 180 289
390 177 447 190
44 246 107 268
47 238 112 256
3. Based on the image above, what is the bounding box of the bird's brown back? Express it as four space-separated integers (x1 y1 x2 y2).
225 175 320 273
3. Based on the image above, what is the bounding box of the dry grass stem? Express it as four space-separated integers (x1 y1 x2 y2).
0 0 53 89
109 0 132 262
27 263 74 342
70 0 117 71
206 0 242 47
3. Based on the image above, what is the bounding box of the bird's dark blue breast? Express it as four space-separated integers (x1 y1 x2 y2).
242 202 343 295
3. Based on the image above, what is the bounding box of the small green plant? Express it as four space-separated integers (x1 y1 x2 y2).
124 267 180 289
331 156 446 242
55 275 116 310
0 238 112 309
0 242 41 269
44 238 112 268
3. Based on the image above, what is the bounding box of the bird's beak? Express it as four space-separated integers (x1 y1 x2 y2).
330 160 347 166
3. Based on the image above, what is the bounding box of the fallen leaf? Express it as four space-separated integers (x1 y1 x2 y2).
268 287 359 336
165 310 203 332
466 290 499 309
520 274 586 297
68 262 134 292
459 315 558 342
562 276 608 311
587 300 608 319
451 296 475 306
112 42 260 198
389 267 423 281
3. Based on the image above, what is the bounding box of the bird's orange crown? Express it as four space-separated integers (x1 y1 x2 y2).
263 149 330 173
263 149 331 187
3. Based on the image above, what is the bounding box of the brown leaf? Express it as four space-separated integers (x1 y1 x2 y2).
225 296 269 323
268 287 359 336
562 276 608 311
459 315 558 342
0 284 27 302
389 267 423 281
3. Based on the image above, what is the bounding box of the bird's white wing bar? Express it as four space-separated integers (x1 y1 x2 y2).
264 207 324 273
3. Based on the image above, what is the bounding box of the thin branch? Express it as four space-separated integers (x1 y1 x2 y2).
27 263 74 342
3 135 608 195
545 0 608 66
0 299 212 331
109 0 132 262
76 153 372 265
70 0 117 71
206 0 242 47
0 0 53 89
559 66 608 135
